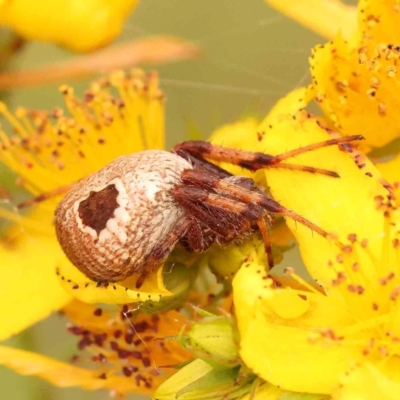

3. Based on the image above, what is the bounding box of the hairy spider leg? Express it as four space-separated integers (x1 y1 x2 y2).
256 215 274 267
173 135 363 177
17 182 75 209
179 215 217 253
173 185 255 237
181 168 329 238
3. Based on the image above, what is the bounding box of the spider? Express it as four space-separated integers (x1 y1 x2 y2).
21 136 362 287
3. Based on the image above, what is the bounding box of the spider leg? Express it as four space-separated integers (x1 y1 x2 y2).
174 148 233 178
256 215 274 267
181 169 329 238
179 216 216 253
172 185 260 241
17 183 74 209
264 136 363 164
173 135 363 176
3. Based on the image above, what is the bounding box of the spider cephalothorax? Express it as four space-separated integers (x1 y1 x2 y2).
52 137 362 285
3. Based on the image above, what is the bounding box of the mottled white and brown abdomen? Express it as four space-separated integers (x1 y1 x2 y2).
55 150 192 282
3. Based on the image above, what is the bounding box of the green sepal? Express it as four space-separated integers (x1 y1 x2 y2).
154 359 254 400
186 316 239 365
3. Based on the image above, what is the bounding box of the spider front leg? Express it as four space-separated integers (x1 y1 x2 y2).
174 135 363 177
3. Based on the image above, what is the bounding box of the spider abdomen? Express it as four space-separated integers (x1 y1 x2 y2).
55 150 191 282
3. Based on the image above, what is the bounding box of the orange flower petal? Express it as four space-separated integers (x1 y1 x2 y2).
0 345 152 395
0 37 202 90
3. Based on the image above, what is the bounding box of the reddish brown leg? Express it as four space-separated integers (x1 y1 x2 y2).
179 217 215 253
172 185 260 240
17 183 74 209
181 169 329 238
263 136 363 164
179 218 204 252
173 135 363 176
257 215 274 267
174 148 233 179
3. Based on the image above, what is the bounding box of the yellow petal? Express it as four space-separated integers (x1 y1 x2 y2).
0 345 152 394
57 260 172 305
0 234 71 340
0 0 138 52
234 260 357 394
265 0 356 40
332 362 400 400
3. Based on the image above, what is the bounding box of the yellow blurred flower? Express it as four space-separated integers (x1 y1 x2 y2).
0 0 139 52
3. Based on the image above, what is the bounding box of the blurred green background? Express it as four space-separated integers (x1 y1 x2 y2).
0 1 326 399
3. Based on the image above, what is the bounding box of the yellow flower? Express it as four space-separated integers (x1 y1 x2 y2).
0 0 139 52
267 0 400 152
212 88 400 397
0 70 169 341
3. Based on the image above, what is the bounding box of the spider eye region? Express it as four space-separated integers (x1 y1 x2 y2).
78 184 119 235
